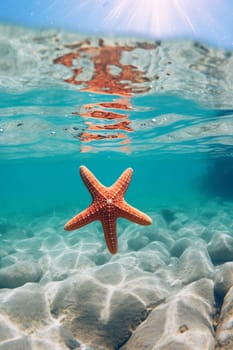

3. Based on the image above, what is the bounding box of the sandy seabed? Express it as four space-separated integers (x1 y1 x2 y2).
0 200 233 350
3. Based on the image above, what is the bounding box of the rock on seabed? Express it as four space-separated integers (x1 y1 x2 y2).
1 205 233 348
122 279 215 350
0 262 42 288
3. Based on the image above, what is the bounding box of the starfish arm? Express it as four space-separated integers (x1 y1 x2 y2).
64 205 98 231
118 201 152 226
64 165 151 254
101 218 118 254
80 165 105 199
111 167 133 197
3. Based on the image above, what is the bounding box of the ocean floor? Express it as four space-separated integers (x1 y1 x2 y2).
0 199 233 349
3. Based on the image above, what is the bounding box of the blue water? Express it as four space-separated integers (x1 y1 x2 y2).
1 23 233 251
0 87 231 220
1 23 233 349
0 90 213 219
0 152 206 217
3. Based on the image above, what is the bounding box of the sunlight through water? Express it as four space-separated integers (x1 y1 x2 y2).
0 2 233 347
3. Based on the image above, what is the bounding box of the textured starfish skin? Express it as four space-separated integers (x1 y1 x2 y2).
64 165 152 254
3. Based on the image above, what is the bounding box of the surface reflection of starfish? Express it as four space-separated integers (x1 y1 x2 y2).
64 166 152 254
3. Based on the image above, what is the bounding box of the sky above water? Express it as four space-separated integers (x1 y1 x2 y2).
0 0 233 50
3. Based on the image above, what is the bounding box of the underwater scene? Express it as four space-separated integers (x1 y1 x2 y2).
1 23 233 350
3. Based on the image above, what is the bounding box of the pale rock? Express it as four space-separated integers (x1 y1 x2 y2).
92 251 109 266
111 254 138 270
200 217 230 243
0 336 32 350
0 283 50 331
174 246 214 284
122 279 215 350
50 273 148 349
214 262 233 298
145 228 175 249
30 338 60 350
93 263 124 285
170 237 194 257
207 220 229 235
30 324 81 350
127 235 150 251
94 262 169 307
0 316 16 342
138 241 170 273
0 261 42 288
150 213 168 229
124 274 169 308
81 344 106 350
215 285 233 350
207 232 233 263
176 221 206 238
154 265 182 289
200 228 214 243
15 237 42 252
137 250 168 272
15 249 43 261
59 326 81 349
55 250 96 272
118 225 149 252
41 234 65 250
141 241 170 258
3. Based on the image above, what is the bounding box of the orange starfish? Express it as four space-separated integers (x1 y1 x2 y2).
64 166 152 254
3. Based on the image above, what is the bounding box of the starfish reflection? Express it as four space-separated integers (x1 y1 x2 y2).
54 39 158 152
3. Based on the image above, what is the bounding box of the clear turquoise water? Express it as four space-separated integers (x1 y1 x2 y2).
0 87 209 219
0 151 206 217
0 23 232 239
1 23 233 349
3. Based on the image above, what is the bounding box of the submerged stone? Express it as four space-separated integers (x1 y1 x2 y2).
170 237 193 257
49 273 149 349
0 336 32 350
121 279 215 350
0 262 42 288
216 285 233 349
214 262 233 298
207 232 233 263
0 283 50 331
175 246 214 284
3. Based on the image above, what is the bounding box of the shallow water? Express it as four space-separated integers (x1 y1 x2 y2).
1 24 233 349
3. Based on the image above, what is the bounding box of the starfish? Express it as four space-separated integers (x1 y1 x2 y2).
64 165 152 254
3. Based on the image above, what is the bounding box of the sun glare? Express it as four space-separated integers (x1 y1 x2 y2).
88 0 232 47
103 0 200 36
